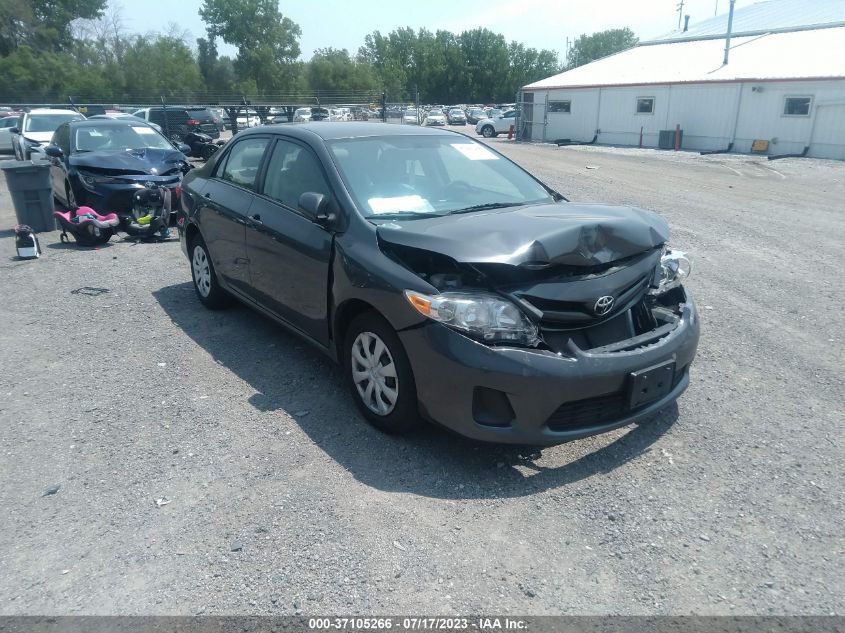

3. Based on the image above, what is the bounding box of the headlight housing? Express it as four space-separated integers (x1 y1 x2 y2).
650 247 692 295
405 290 539 346
78 171 117 189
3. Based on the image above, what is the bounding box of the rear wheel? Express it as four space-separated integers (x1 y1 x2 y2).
344 312 420 434
481 125 496 138
190 236 230 309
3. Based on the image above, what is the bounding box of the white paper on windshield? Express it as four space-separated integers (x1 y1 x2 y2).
451 143 498 161
132 126 156 135
368 195 436 215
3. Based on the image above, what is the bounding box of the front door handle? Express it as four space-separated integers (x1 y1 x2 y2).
250 213 263 224
204 192 212 199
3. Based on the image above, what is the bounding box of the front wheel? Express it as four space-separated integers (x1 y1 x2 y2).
190 237 230 309
344 312 420 434
481 125 496 138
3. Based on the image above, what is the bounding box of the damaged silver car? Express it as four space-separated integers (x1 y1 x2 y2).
178 123 699 445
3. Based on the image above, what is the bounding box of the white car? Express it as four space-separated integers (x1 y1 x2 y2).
402 109 421 125
294 108 312 122
423 109 447 126
236 110 261 128
12 108 85 160
475 109 517 138
329 108 345 121
0 116 18 152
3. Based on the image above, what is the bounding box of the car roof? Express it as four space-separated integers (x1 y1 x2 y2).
237 122 463 142
27 108 81 115
68 119 155 128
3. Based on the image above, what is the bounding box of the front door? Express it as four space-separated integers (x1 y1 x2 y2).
198 135 271 294
244 137 334 346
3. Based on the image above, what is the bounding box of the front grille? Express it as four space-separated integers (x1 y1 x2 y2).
546 366 686 432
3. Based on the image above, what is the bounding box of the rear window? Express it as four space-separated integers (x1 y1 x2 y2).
186 108 214 120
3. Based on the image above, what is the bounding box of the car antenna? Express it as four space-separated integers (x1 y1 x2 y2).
67 96 81 114
160 96 171 139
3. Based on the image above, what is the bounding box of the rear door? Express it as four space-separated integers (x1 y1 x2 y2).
243 137 335 345
197 135 271 295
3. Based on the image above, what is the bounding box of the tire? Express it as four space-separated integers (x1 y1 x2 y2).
65 182 80 210
189 236 230 309
344 312 420 434
481 125 496 138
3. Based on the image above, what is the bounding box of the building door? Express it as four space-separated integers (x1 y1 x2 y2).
810 104 845 160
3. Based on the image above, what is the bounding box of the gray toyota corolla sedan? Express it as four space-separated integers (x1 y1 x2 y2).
178 123 699 445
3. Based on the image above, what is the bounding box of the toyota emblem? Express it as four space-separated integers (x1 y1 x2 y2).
594 295 614 316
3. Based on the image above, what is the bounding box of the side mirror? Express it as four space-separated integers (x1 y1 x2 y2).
177 143 191 154
10 127 19 134
44 145 63 158
298 192 336 227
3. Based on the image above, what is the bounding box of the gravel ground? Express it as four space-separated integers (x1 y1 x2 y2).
0 138 842 616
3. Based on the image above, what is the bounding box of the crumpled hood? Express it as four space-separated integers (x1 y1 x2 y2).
376 202 669 266
70 148 187 174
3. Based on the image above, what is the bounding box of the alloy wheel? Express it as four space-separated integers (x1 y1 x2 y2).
351 331 399 415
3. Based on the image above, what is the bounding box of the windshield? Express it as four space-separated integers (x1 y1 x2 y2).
72 124 175 153
327 135 553 219
429 110 443 116
25 114 83 133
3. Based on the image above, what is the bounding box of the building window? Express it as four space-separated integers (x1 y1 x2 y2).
549 100 571 113
636 97 655 114
783 96 811 116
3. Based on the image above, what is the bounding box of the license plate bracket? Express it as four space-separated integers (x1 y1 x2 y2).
628 360 675 409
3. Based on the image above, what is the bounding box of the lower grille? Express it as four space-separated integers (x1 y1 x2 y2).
546 366 686 432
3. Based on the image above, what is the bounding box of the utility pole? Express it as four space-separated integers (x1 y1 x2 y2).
676 0 685 29
723 0 736 65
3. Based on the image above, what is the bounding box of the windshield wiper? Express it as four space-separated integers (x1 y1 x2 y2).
449 202 522 215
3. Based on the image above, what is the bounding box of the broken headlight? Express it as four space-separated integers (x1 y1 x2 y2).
404 290 538 346
650 247 692 295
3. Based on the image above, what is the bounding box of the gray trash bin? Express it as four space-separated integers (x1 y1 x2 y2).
1 160 55 232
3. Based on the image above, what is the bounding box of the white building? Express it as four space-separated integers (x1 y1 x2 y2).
521 0 845 159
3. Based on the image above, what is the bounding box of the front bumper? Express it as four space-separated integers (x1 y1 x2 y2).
78 176 181 216
399 290 700 445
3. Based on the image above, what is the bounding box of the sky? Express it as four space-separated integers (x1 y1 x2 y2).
112 0 762 61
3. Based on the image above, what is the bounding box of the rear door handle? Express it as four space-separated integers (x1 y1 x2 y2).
250 213 263 224
204 192 212 199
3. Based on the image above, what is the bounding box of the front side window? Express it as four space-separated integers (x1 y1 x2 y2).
53 124 70 154
549 101 571 114
327 135 552 219
217 137 270 191
636 97 655 114
783 96 811 116
262 139 331 210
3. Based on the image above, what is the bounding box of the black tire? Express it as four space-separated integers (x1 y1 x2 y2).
481 125 496 138
189 236 231 309
344 312 420 434
65 182 80 211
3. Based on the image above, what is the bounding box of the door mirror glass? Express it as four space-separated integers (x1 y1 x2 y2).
177 143 191 154
44 145 63 158
10 127 19 134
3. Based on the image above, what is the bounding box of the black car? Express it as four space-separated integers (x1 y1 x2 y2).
447 108 467 125
466 108 487 124
45 119 191 223
178 123 699 445
134 107 220 141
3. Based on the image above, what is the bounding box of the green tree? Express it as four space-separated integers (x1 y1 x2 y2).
199 0 301 95
460 28 509 102
306 47 378 95
565 27 638 70
118 34 203 101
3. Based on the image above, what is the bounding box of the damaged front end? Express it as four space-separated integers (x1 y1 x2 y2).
383 238 693 358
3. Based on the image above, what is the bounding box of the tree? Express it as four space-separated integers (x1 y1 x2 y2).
306 48 378 96
565 28 638 70
199 0 301 94
460 28 509 102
